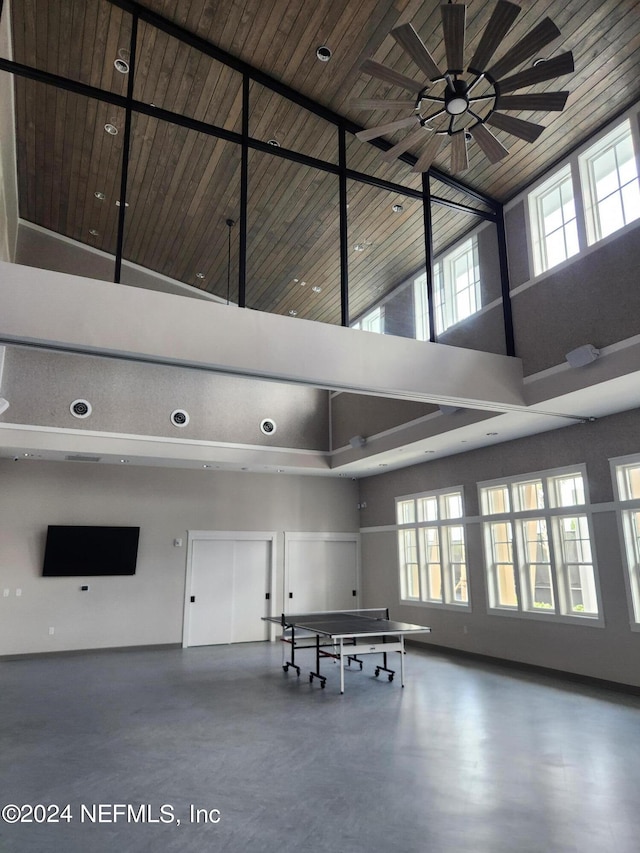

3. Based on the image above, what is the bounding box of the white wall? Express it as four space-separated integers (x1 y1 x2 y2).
0 459 359 655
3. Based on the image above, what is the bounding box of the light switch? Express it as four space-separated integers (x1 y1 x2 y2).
15 588 22 597
174 538 183 547
2 589 9 597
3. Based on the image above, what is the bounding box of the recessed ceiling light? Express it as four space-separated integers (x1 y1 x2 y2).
89 229 99 236
392 203 403 213
288 309 298 316
104 123 118 135
311 285 322 293
267 138 280 147
293 277 299 283
354 243 365 252
114 58 129 74
94 191 105 200
195 272 205 279
316 45 332 62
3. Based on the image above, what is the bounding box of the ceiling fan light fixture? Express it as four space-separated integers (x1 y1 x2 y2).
356 1 573 175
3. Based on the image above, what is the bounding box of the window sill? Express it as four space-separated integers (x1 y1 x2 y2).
487 606 604 628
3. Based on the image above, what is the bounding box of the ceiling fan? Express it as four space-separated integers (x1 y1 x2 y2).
352 0 574 174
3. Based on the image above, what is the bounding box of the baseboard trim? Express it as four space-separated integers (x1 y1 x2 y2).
406 639 640 696
0 642 182 662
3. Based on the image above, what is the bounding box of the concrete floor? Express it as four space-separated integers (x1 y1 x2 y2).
2 641 640 853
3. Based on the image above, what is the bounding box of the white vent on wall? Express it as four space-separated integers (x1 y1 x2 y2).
170 409 190 428
70 399 92 418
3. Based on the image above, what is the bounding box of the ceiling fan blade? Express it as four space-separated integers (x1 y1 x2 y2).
486 112 545 142
487 17 561 81
441 2 467 74
391 23 443 81
469 123 509 164
351 98 418 110
412 133 444 172
360 58 425 93
495 91 569 112
381 124 430 162
450 133 469 173
356 116 420 142
497 52 574 93
467 1 521 74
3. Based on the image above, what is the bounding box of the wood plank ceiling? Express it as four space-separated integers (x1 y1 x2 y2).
6 0 640 325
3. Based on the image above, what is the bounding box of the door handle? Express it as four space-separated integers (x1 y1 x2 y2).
190 596 196 603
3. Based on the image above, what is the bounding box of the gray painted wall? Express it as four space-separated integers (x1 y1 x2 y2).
0 460 359 655
15 223 218 301
358 406 640 687
331 392 437 450
509 226 640 375
2 345 330 450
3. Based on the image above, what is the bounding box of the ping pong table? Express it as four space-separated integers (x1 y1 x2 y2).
263 608 431 693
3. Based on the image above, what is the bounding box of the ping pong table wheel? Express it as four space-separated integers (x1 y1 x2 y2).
321 680 326 689
388 674 394 682
374 668 380 677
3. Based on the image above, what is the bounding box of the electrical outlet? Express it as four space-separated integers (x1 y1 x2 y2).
15 588 22 597
174 538 183 547
2 589 9 597
48 627 55 635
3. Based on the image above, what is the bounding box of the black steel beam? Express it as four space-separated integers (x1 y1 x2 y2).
113 14 138 283
422 174 437 343
495 205 516 357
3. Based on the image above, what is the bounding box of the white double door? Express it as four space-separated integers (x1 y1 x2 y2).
284 534 360 613
185 533 274 647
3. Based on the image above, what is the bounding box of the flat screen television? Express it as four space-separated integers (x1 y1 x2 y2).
42 526 140 576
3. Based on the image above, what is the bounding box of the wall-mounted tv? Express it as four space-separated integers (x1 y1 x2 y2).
42 526 140 577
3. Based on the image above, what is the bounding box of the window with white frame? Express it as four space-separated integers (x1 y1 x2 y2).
352 304 384 333
479 466 600 620
433 236 481 334
612 457 640 625
529 164 579 275
396 488 469 607
579 119 640 245
413 271 430 341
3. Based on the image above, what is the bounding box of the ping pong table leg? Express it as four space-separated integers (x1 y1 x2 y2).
340 638 344 694
400 635 405 687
